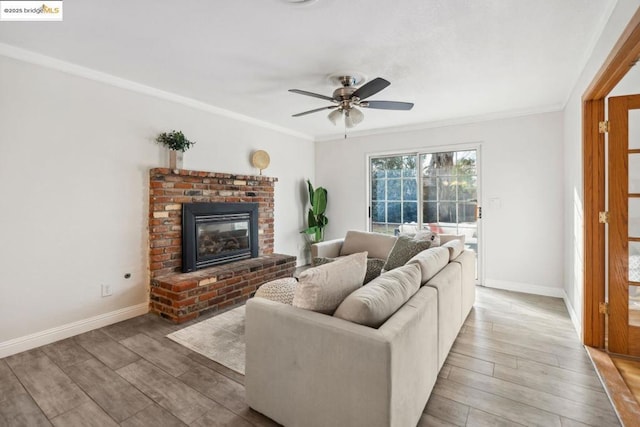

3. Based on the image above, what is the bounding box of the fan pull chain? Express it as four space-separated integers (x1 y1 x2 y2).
344 117 347 139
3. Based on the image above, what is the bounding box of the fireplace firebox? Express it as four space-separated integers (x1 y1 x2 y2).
182 202 259 272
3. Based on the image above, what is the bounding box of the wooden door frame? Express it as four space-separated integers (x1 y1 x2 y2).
583 8 640 347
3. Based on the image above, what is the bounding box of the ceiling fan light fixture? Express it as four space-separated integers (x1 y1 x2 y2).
350 107 364 125
344 111 355 128
328 109 342 126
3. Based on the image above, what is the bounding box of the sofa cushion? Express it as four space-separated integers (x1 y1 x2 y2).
334 263 422 328
293 252 367 314
407 247 450 285
340 230 397 260
383 235 433 272
442 239 464 261
313 256 385 284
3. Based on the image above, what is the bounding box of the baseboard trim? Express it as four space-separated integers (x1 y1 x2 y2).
0 303 149 358
562 290 582 340
483 279 564 298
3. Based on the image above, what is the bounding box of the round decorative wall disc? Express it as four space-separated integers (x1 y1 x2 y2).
251 150 270 174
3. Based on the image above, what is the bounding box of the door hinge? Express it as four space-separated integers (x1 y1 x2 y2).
599 302 609 315
599 211 609 224
599 120 609 133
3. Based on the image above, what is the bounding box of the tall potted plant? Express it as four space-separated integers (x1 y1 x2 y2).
302 179 328 242
156 130 196 169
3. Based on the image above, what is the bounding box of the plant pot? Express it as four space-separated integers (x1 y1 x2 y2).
168 150 184 170
301 233 315 265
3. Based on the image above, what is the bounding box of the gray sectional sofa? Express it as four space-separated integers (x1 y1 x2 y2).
245 230 476 427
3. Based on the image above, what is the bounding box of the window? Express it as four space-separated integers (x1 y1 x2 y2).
370 155 418 235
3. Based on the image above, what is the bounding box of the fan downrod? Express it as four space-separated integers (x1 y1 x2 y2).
338 76 357 87
332 75 358 101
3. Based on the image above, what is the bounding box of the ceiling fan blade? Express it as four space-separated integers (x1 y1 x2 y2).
362 101 414 110
292 105 337 117
352 77 390 101
288 89 335 102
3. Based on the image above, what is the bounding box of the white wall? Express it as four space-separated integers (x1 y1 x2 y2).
563 0 640 337
0 54 313 354
315 112 564 296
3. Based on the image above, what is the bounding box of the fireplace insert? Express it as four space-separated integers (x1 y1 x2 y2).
182 202 259 272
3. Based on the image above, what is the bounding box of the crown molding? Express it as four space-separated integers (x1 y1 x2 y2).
0 42 572 144
0 42 313 141
561 0 618 108
314 104 564 142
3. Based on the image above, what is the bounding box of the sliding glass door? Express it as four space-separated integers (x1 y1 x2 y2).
369 148 480 281
421 150 478 253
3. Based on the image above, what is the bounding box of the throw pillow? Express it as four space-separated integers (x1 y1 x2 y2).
334 263 422 328
312 257 335 266
312 256 385 284
364 258 385 284
413 230 441 247
293 252 367 314
383 235 432 272
442 239 464 261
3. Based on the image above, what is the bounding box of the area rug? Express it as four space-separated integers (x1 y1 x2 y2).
167 305 246 375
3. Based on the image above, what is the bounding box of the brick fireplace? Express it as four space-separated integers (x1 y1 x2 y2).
148 168 296 323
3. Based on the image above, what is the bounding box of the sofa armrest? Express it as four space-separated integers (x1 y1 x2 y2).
310 238 344 258
451 249 476 319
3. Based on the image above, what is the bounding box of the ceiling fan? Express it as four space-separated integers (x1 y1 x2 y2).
289 75 414 128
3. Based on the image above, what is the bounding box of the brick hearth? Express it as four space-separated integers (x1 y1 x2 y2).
151 254 296 323
148 168 296 323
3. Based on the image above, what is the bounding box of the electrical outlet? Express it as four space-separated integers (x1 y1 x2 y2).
101 284 112 297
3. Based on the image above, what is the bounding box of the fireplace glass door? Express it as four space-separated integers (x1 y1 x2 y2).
197 214 251 260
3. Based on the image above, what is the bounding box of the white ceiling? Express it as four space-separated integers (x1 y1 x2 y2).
0 0 615 140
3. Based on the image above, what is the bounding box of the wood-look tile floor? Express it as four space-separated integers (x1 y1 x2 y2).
0 287 621 426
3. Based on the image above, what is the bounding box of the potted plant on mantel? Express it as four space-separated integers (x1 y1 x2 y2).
155 130 196 169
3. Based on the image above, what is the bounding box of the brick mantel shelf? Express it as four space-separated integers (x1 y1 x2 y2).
148 168 295 323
